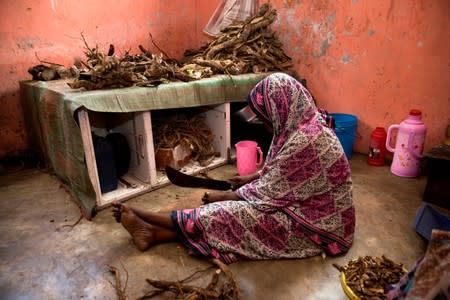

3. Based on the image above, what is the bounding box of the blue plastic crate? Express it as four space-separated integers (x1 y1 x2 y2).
412 203 450 241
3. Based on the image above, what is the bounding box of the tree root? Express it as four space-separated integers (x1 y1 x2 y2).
108 263 129 300
141 258 242 300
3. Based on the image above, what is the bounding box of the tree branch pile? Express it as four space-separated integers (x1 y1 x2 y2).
181 3 293 75
66 33 200 90
153 113 217 167
30 3 291 90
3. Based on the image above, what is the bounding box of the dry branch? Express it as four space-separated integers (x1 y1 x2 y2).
56 213 83 231
141 258 242 299
108 264 129 300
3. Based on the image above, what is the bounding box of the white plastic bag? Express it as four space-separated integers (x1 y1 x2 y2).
203 0 259 37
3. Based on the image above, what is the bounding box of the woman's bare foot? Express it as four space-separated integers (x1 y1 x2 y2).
115 203 154 251
112 202 174 230
112 202 124 222
112 202 158 224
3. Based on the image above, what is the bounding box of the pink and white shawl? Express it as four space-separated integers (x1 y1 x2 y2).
172 73 355 263
236 72 355 254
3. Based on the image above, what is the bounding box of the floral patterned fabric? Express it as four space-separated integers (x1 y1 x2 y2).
172 73 355 263
386 229 450 300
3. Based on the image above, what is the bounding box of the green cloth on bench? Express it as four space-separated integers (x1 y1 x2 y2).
20 73 269 216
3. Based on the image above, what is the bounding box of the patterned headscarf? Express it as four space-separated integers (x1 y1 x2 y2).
237 73 351 212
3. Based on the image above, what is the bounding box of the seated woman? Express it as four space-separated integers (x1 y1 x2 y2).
112 72 355 264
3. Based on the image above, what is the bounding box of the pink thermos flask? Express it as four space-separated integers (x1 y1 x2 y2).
386 109 427 177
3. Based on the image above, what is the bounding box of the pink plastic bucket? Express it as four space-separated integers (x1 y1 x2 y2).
235 140 263 176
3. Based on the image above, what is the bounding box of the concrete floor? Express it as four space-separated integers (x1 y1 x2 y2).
0 154 431 300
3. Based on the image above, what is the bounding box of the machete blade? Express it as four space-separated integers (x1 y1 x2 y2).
165 166 232 190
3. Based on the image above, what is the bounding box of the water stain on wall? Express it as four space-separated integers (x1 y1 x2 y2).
328 12 336 24
320 40 330 57
341 53 352 63
16 37 41 50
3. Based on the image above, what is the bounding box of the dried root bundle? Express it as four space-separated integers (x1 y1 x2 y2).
181 3 293 75
67 32 191 90
30 4 292 90
140 259 242 300
153 114 217 166
333 255 407 299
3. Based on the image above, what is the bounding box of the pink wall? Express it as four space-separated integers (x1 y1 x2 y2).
271 0 449 155
0 0 217 158
0 0 449 159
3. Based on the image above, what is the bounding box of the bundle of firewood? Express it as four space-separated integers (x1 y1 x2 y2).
180 3 293 75
153 114 217 167
32 3 291 90
66 35 196 90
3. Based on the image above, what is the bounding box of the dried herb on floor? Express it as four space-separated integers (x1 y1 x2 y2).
333 255 407 299
141 258 242 300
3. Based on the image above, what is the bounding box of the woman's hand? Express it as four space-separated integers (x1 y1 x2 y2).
202 191 240 204
228 173 260 190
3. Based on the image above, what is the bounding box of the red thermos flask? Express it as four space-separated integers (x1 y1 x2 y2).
368 127 387 166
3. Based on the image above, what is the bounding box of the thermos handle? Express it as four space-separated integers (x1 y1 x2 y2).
407 133 423 159
385 125 398 153
256 146 263 166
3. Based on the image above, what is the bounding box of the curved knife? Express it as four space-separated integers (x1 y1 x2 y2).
165 166 233 190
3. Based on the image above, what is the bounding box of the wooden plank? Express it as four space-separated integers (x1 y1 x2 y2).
77 109 102 205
